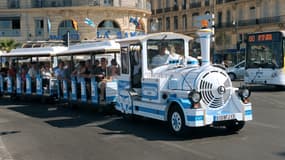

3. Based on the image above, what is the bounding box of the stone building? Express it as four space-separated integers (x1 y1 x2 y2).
149 0 285 64
0 0 151 42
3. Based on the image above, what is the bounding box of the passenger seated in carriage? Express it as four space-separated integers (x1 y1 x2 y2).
90 58 119 102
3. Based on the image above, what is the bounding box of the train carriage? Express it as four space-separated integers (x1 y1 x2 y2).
115 30 252 135
54 40 121 108
0 46 67 100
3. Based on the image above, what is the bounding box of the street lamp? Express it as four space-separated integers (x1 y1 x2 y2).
233 19 243 64
232 20 240 50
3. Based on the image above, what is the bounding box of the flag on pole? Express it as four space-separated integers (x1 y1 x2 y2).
47 17 51 35
84 18 96 28
71 19 78 31
129 17 139 27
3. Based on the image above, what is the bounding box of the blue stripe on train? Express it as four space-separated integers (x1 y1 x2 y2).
136 106 165 116
187 115 204 122
106 96 116 102
245 110 252 116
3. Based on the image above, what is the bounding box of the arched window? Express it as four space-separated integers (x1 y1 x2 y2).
58 19 78 36
97 20 121 38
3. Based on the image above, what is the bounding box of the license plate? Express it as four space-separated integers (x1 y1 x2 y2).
215 114 235 121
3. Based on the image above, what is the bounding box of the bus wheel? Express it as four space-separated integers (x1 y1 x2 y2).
225 120 245 132
168 106 186 136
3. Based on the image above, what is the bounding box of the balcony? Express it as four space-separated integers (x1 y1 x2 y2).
190 2 201 9
2 0 151 11
164 7 171 12
216 0 223 4
172 5 179 11
156 8 163 14
0 29 21 37
225 0 236 3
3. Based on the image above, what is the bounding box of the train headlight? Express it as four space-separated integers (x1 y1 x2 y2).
188 90 201 108
238 88 251 103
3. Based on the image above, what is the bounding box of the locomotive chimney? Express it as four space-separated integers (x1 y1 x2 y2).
197 28 212 66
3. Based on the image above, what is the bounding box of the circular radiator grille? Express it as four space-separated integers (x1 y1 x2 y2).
197 70 232 109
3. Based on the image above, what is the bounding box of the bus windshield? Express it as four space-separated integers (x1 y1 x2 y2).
246 41 283 69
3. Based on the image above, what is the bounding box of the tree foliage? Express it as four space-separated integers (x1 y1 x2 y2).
0 39 21 53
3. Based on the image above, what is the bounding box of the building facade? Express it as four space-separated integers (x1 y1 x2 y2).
0 0 151 43
149 0 285 64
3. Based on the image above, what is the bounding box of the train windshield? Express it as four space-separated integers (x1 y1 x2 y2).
246 40 283 69
147 39 184 69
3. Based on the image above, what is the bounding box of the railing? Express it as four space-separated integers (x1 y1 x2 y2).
190 2 201 9
156 8 163 14
172 5 179 11
1 0 151 11
164 7 171 12
216 0 223 4
0 29 21 37
225 0 236 3
216 15 285 29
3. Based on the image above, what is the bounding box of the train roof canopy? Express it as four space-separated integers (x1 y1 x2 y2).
0 46 68 57
116 32 193 45
58 40 120 56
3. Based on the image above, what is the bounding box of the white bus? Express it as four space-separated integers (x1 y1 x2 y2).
115 31 252 135
245 30 285 86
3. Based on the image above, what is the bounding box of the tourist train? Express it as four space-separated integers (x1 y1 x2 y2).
0 30 252 135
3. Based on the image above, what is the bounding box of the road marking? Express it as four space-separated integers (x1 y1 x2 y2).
0 137 13 160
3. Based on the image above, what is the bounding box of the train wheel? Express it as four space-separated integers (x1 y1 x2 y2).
168 106 186 136
225 120 245 132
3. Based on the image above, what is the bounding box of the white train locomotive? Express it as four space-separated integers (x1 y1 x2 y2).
115 29 252 135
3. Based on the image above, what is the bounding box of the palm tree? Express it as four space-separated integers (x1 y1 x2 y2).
0 39 20 53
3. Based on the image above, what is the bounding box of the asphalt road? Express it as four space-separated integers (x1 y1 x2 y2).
0 81 285 160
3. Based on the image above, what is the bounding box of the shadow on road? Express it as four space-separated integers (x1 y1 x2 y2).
3 98 238 141
0 131 20 136
5 99 117 128
233 81 285 92
97 117 238 141
276 152 285 158
247 85 285 92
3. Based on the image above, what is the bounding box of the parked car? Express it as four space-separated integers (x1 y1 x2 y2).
226 60 245 80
